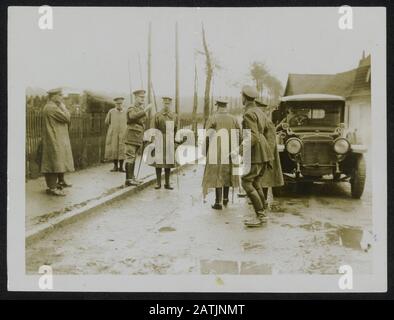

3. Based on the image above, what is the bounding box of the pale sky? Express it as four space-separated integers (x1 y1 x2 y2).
9 6 384 98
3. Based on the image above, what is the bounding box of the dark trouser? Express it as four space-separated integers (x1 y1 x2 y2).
44 173 63 189
241 163 267 213
155 168 172 186
125 144 141 181
214 187 230 204
113 160 124 170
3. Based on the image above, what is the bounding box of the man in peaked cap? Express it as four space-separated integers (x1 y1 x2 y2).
40 88 75 196
104 97 127 172
202 98 240 210
150 96 178 190
240 86 274 227
124 89 153 186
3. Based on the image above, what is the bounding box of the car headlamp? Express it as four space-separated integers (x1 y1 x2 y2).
333 138 350 154
286 138 302 154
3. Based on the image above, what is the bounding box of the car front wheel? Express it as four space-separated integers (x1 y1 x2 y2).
350 154 366 199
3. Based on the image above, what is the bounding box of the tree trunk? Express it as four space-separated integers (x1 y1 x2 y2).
175 22 180 128
202 24 213 125
192 64 198 143
147 22 152 127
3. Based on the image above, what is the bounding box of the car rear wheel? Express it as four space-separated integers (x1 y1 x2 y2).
350 155 366 199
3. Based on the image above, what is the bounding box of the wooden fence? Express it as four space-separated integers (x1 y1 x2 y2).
26 110 107 179
26 110 201 179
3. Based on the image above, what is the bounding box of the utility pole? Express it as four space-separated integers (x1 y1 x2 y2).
147 22 152 104
138 53 144 88
202 23 213 125
175 22 180 128
128 59 133 105
147 22 152 128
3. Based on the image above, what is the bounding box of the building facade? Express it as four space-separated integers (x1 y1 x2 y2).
283 53 371 145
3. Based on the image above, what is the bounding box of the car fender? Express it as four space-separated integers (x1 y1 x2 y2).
351 144 368 154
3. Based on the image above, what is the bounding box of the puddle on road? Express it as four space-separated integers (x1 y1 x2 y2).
200 259 238 274
159 226 176 232
240 262 272 275
338 227 368 251
242 242 265 251
294 221 372 252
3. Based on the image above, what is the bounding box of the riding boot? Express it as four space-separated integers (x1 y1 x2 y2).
118 160 125 172
244 190 266 227
125 163 132 186
247 190 266 216
223 186 230 206
212 188 223 210
57 173 72 188
164 168 173 190
155 168 162 189
111 160 119 172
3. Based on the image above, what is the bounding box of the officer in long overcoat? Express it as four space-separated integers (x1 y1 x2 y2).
202 99 240 210
255 98 284 203
151 96 178 190
240 86 274 226
104 97 127 172
124 89 153 186
41 88 75 196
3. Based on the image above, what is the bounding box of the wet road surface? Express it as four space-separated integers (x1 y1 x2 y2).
26 165 373 275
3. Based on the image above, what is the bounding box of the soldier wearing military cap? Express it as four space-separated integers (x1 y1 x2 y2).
240 86 274 226
104 97 127 172
151 96 178 190
255 98 284 206
124 89 153 186
202 98 240 210
40 88 74 196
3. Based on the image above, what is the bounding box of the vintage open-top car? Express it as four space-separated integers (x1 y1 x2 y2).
273 93 367 198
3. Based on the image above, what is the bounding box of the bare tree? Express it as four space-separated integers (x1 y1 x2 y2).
249 61 283 105
250 61 269 97
201 23 213 124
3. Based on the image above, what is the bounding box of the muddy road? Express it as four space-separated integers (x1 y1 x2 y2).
26 165 373 275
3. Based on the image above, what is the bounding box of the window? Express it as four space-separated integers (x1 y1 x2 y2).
311 109 325 119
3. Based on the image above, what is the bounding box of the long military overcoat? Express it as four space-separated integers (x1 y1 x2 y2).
202 109 240 196
150 109 178 168
104 108 127 160
40 101 75 173
242 102 274 164
260 117 284 187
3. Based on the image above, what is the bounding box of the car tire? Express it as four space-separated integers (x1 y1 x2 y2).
350 155 366 199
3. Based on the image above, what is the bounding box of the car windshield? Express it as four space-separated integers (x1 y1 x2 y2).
285 102 342 128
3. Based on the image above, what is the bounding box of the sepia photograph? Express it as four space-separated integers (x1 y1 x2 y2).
7 5 387 292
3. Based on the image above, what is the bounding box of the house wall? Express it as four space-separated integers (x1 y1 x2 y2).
346 95 371 145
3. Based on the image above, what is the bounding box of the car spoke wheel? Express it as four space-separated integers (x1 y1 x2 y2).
350 155 366 199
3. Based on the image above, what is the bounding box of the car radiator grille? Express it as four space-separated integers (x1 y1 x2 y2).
301 141 335 166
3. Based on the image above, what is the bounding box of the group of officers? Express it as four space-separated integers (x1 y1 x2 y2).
40 85 283 227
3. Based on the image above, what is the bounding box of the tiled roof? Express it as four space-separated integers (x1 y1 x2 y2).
284 55 371 98
284 69 357 97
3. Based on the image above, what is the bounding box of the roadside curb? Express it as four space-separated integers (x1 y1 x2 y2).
26 163 194 246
